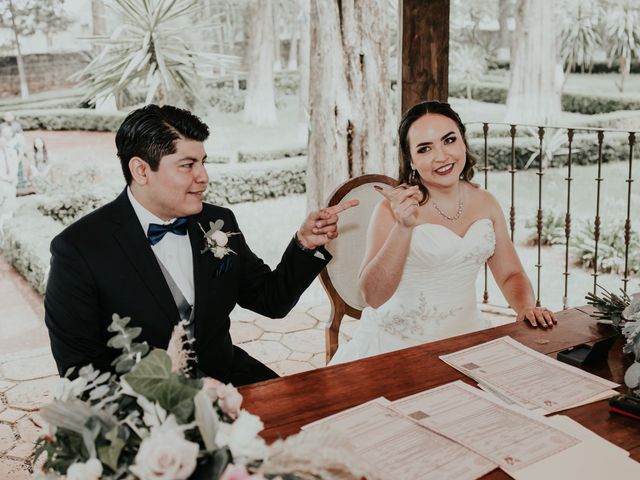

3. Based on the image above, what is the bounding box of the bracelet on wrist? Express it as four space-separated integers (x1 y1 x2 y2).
293 232 315 252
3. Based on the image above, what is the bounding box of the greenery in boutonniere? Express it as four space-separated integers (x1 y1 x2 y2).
199 220 241 259
33 315 373 480
586 286 640 397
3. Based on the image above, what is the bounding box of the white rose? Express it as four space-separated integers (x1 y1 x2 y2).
215 411 268 464
218 384 243 419
66 458 102 480
203 379 243 419
214 246 227 258
129 429 199 480
212 230 229 247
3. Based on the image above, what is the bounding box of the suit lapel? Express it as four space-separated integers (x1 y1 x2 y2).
111 190 180 325
188 216 219 322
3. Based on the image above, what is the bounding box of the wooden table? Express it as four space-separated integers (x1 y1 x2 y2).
240 307 640 476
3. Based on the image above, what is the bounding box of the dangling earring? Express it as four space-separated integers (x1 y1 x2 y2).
410 169 417 184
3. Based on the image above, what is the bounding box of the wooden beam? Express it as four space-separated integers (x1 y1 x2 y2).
400 0 450 114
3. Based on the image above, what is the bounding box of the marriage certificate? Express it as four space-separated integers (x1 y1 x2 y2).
390 381 580 472
303 399 496 480
439 336 618 413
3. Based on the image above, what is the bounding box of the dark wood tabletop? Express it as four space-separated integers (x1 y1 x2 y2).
240 307 640 477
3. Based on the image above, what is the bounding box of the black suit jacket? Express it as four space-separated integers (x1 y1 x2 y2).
44 190 330 382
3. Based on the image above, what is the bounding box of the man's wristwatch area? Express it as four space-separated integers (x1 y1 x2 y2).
293 232 316 252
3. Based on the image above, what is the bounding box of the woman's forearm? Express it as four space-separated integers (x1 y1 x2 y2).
359 224 414 308
500 271 536 314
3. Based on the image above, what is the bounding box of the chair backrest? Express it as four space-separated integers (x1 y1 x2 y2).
320 174 397 363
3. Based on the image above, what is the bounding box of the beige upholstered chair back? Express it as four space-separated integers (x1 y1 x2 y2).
320 174 397 363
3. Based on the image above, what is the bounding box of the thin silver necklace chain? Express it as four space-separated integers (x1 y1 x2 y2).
431 196 464 221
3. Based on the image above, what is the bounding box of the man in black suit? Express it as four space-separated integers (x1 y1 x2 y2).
44 104 357 386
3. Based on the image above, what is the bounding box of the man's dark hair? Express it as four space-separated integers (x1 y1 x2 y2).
116 104 210 185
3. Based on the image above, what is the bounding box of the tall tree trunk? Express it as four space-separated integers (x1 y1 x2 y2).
91 0 106 35
498 0 512 52
505 0 561 125
297 0 310 143
307 0 394 211
8 0 29 98
273 0 282 71
243 0 278 126
287 0 300 70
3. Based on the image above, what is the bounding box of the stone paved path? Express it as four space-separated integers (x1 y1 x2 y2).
0 255 360 478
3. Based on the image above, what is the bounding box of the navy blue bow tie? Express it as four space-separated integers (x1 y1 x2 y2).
147 217 189 245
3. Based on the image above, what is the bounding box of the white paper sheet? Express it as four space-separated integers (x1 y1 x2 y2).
303 398 497 480
440 336 619 413
511 439 639 480
391 381 581 472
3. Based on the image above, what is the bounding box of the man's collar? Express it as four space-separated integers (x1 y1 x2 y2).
127 187 178 237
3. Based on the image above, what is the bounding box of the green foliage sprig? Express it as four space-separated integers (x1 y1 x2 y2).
585 285 630 329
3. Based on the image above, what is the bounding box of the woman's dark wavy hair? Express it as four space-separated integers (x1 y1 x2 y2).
398 100 476 205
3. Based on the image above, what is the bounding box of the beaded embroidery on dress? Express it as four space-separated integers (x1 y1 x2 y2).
330 218 496 365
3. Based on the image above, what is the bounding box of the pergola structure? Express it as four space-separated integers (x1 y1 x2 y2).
400 0 450 112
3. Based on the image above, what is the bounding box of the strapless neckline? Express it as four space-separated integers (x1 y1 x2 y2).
413 218 493 240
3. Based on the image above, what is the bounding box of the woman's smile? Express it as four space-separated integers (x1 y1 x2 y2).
434 163 455 175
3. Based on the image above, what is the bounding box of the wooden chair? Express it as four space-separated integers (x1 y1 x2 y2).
320 174 397 364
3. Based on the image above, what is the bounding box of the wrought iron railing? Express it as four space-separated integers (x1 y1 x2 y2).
468 121 638 310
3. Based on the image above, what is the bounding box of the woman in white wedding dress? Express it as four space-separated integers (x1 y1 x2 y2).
330 101 556 365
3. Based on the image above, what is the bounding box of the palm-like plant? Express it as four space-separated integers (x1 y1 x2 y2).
73 0 241 107
604 0 640 92
450 43 489 99
558 0 602 75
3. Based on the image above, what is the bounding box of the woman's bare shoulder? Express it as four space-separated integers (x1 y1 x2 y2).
464 183 502 215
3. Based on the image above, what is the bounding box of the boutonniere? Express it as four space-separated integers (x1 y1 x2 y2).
199 220 240 259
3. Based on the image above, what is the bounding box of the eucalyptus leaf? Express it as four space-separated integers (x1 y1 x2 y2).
210 219 224 233
107 335 129 349
114 356 136 373
624 361 640 389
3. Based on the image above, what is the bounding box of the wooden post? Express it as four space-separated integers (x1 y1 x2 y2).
399 0 450 114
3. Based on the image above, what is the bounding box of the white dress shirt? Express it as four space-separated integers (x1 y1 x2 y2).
127 188 195 305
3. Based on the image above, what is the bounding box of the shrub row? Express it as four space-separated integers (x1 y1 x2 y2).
468 132 632 171
491 60 640 75
32 157 307 227
205 157 306 205
37 192 112 225
238 147 307 163
11 108 126 131
0 206 62 295
449 81 640 115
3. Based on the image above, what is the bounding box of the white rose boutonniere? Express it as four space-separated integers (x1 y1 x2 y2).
199 220 241 259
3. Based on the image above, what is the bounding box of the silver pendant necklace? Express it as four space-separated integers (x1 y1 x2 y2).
432 196 464 221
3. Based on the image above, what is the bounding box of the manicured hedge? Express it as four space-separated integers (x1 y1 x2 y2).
0 205 62 295
205 157 306 204
238 147 307 163
491 60 640 74
449 81 640 115
9 108 126 131
468 132 632 171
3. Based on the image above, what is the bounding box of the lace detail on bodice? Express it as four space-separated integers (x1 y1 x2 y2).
461 223 496 265
379 292 464 340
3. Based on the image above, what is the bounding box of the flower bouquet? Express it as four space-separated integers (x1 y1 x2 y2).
586 287 640 397
33 315 374 480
